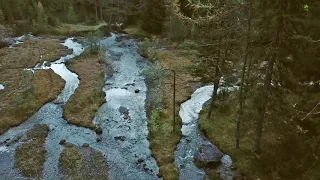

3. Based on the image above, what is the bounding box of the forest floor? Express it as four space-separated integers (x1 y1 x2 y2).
0 39 67 134
198 91 320 180
63 50 113 130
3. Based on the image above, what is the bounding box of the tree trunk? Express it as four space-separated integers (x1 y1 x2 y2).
99 0 103 21
254 32 279 153
236 0 252 149
207 35 223 119
254 0 283 153
95 0 99 22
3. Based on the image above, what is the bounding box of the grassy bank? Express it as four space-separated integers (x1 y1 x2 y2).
0 38 67 134
64 50 112 129
14 124 49 178
31 23 112 37
59 143 108 180
123 25 150 38
148 49 199 179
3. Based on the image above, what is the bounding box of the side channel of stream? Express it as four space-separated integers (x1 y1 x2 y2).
174 85 238 180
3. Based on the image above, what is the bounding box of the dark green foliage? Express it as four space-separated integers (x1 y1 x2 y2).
165 15 189 41
67 5 78 24
141 0 166 34
87 29 102 54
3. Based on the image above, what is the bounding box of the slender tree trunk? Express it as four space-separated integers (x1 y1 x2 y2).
94 0 99 22
254 0 283 153
207 35 223 119
99 0 103 21
236 0 252 149
109 14 112 23
254 31 279 153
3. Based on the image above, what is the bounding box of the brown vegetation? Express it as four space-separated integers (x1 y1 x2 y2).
14 124 49 178
0 38 68 70
59 143 108 180
0 38 67 134
64 50 112 129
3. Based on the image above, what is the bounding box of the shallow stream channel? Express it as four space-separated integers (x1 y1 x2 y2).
0 34 160 180
1 33 236 180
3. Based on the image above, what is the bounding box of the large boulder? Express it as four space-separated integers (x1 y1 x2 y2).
194 143 224 168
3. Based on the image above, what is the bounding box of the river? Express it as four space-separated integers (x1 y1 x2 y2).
0 34 160 180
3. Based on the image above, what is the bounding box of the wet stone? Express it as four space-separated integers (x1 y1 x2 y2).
123 114 131 120
59 139 66 145
95 127 103 135
136 158 144 164
114 136 126 141
135 89 140 93
82 143 90 148
96 136 102 142
125 83 135 86
118 106 129 114
194 143 224 168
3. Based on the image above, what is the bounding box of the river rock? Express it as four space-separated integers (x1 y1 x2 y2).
125 83 135 86
114 136 126 141
136 158 144 164
96 136 102 142
134 89 140 93
95 127 103 135
118 106 129 114
194 143 224 168
59 139 66 145
82 143 90 148
221 155 232 168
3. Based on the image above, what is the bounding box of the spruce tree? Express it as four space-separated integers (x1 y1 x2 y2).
67 5 78 23
141 0 166 34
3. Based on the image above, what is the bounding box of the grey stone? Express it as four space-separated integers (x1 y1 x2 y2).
194 143 224 167
118 106 129 114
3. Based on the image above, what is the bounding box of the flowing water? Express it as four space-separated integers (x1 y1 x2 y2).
93 34 160 180
0 33 237 180
0 34 160 180
174 85 238 180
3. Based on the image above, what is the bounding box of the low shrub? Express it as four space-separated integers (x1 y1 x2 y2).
179 40 200 50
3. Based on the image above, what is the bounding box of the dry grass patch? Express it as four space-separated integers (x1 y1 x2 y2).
59 144 108 180
53 23 108 36
0 69 65 134
148 49 199 180
64 51 111 129
0 38 67 134
0 38 68 70
14 124 49 178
